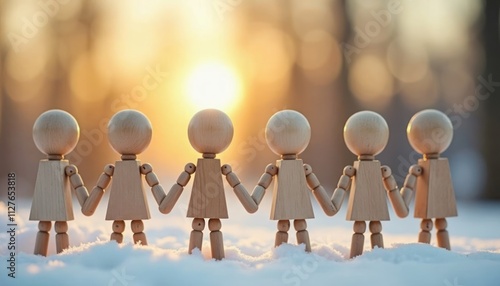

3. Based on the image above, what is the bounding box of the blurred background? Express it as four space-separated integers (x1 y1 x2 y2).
0 0 499 202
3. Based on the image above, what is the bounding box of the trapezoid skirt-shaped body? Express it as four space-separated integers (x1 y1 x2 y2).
187 158 228 219
106 160 151 220
414 158 457 219
346 160 390 221
30 160 74 221
270 159 314 220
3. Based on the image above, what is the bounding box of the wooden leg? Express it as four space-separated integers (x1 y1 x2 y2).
55 221 69 254
435 218 451 250
189 218 204 254
208 219 224 260
369 221 384 249
110 220 125 243
418 219 432 244
350 221 366 258
294 219 311 252
131 220 147 246
34 221 51 256
275 220 290 248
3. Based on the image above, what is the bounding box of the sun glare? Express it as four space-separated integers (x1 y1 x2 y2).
185 62 242 111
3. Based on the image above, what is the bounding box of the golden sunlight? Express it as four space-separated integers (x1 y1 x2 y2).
185 62 242 112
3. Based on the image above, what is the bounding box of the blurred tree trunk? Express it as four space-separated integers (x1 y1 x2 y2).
482 0 500 199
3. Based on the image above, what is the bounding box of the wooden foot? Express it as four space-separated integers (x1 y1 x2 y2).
275 220 290 248
369 221 384 249
435 218 450 250
294 219 311 252
418 219 432 244
208 219 224 260
55 221 69 254
189 218 205 254
110 220 125 243
131 220 147 245
350 221 366 258
34 221 51 256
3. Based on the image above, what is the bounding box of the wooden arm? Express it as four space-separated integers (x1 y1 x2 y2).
382 165 415 218
158 163 195 214
82 164 114 216
305 164 353 216
251 164 277 205
65 165 89 208
222 164 258 213
401 164 422 208
140 163 166 205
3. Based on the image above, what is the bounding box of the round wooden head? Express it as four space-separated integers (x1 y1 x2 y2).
33 109 80 156
188 109 234 154
265 110 311 156
108 110 152 155
407 109 453 155
343 111 389 157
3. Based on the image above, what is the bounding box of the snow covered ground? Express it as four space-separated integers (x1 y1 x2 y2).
1 193 499 286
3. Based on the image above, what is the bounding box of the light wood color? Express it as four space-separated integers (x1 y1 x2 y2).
270 159 314 220
294 219 311 252
382 165 409 218
188 109 234 155
275 220 290 248
346 160 389 221
407 109 453 156
251 164 278 205
108 110 152 155
34 221 51 256
160 163 195 214
369 221 383 249
187 158 228 218
30 160 74 221
189 218 205 254
111 220 125 243
350 221 366 258
131 220 147 245
65 165 89 208
33 109 79 156
222 164 258 213
141 163 169 213
55 221 69 253
106 160 151 220
306 164 353 216
343 111 389 157
84 164 113 216
208 219 225 260
265 110 311 156
435 218 450 250
414 158 457 219
418 219 432 244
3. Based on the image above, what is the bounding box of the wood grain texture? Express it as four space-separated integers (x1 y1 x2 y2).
187 159 228 219
346 160 389 221
414 158 457 219
270 159 314 220
30 160 74 221
106 160 151 220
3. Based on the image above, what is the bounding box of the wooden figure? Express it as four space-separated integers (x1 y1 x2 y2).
83 109 166 246
162 109 258 261
313 111 401 258
390 109 456 250
30 109 91 256
254 110 324 252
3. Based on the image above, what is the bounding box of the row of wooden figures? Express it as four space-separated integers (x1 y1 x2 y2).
30 108 457 260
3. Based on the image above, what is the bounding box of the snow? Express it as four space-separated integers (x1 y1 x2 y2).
1 198 500 286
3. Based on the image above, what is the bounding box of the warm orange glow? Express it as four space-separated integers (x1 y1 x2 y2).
185 62 242 112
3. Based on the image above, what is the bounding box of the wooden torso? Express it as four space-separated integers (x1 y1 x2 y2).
414 158 457 219
30 160 74 221
270 159 314 220
106 160 151 220
187 158 228 219
346 160 390 221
